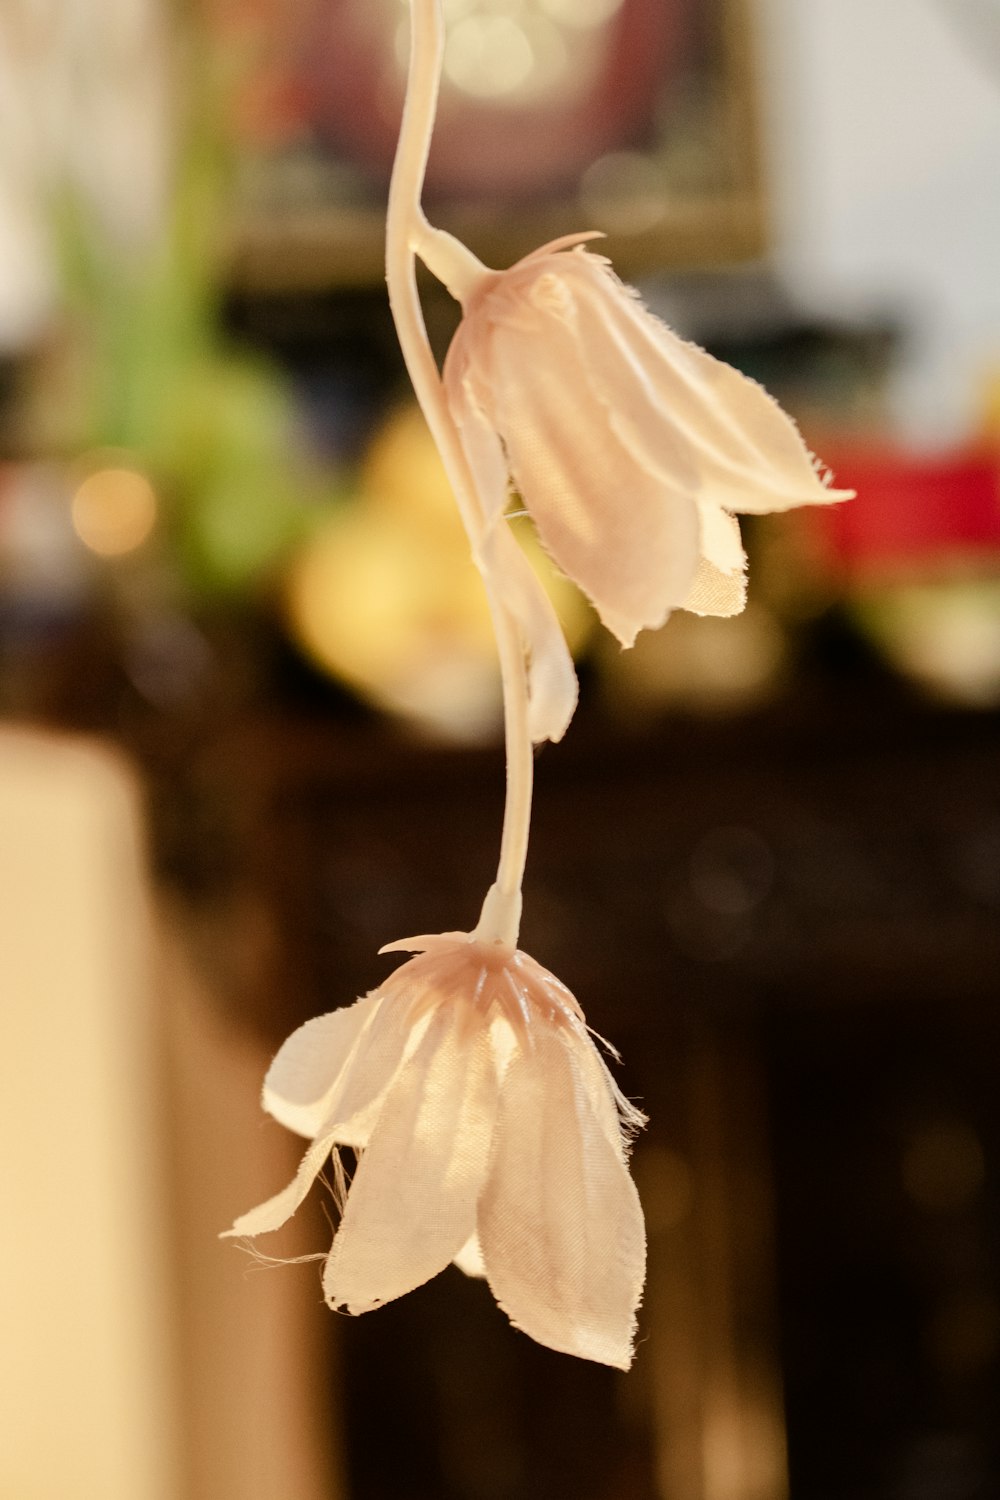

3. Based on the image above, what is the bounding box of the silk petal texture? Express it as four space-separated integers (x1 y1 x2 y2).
225 999 417 1238
262 994 381 1138
227 934 647 1367
453 1231 488 1278
558 254 847 517
682 506 747 617
478 1025 646 1369
454 389 578 744
449 286 700 648
323 1005 498 1313
444 244 850 647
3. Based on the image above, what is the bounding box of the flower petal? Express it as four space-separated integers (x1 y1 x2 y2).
224 1127 341 1239
474 278 701 645
323 1005 498 1313
477 1026 646 1369
558 253 852 516
321 985 439 1150
379 930 470 955
224 993 421 1238
262 994 382 1138
699 502 746 574
448 376 578 742
681 505 747 617
453 1232 487 1279
486 520 579 743
570 1025 647 1156
446 364 510 536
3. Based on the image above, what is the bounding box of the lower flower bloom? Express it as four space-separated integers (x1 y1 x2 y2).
226 932 647 1369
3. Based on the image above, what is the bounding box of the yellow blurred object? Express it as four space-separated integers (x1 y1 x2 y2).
361 401 473 535
72 465 158 557
285 403 592 739
0 731 179 1500
852 580 1000 708
979 365 1000 441
598 603 788 718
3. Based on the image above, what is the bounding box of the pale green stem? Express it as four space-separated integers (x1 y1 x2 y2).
385 0 533 951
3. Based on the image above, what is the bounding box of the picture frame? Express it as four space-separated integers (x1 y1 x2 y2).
227 0 766 291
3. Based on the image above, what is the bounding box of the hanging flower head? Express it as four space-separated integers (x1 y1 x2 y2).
445 234 852 663
226 931 646 1369
228 0 854 1374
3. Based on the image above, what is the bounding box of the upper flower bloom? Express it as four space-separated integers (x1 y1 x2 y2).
443 236 852 724
225 932 647 1369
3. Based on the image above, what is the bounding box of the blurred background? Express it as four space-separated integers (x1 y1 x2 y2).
2 1 1000 1497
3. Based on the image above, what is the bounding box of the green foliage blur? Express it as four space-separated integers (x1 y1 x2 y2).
51 40 329 597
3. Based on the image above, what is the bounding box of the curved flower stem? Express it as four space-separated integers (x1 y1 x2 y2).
385 0 533 952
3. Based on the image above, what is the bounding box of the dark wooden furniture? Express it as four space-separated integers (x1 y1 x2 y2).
172 685 1000 1499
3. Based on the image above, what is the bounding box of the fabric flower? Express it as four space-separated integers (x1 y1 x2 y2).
444 235 852 683
225 931 646 1369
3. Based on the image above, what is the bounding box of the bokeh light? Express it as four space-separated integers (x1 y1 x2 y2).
540 0 624 28
71 466 158 558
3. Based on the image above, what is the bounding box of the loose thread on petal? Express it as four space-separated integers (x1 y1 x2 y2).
231 1242 329 1273
321 1149 351 1217
229 1150 354 1271
582 1026 648 1147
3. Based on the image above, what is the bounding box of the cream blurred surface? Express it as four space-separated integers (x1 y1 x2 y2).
0 730 179 1500
0 729 342 1500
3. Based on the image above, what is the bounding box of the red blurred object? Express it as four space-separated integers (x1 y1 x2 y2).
205 0 317 144
813 444 1000 575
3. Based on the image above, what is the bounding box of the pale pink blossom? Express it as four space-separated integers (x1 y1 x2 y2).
229 0 858 1379
444 236 852 675
226 932 646 1368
